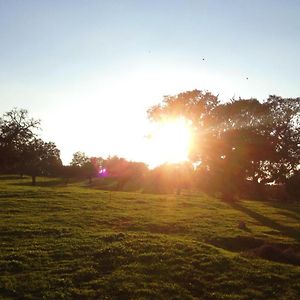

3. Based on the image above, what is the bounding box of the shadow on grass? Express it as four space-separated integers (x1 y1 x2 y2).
229 202 300 242
209 236 264 252
0 175 27 180
278 211 300 223
11 180 66 187
266 202 300 221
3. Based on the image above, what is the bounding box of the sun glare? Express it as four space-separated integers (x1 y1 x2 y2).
146 118 192 168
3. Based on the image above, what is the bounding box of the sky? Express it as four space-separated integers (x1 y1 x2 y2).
0 0 300 165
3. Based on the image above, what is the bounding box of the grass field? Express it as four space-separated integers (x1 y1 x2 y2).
0 176 300 299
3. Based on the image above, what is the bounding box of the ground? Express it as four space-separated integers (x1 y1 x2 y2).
0 176 300 299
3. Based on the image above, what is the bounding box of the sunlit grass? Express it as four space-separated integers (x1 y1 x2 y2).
0 176 300 299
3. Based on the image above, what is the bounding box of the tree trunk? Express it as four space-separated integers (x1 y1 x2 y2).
253 181 263 199
32 175 36 186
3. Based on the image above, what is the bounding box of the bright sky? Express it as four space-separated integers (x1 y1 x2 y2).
0 0 300 165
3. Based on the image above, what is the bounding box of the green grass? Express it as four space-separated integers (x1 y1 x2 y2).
0 175 300 299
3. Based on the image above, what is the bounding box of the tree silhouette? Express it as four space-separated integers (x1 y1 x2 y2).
148 91 300 199
70 152 103 183
0 108 62 184
19 138 62 185
0 108 40 173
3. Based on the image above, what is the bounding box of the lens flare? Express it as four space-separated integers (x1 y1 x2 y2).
98 168 108 177
146 118 192 168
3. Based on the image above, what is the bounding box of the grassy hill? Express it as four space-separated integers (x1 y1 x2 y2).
0 176 300 299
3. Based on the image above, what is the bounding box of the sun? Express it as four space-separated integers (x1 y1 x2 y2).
146 118 192 168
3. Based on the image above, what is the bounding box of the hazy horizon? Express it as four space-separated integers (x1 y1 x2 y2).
1 0 300 164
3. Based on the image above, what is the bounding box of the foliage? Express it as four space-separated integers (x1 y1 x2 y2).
0 108 40 173
0 108 62 184
70 151 104 183
147 90 219 126
148 91 300 199
104 156 148 190
19 138 62 184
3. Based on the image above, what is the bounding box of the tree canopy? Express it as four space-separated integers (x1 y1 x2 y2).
0 108 62 184
148 90 300 199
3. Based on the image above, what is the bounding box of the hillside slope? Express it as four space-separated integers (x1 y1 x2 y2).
0 176 300 299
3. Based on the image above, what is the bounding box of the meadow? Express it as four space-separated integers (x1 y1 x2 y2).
0 176 300 299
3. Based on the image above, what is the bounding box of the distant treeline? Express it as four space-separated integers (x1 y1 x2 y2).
0 90 299 201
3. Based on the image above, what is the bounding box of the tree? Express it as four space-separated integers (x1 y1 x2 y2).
70 151 89 167
70 152 103 183
148 91 300 199
0 108 40 173
0 108 63 184
148 90 219 132
104 156 148 190
264 96 300 183
20 138 62 185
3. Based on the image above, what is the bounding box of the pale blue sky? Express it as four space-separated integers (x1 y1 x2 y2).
1 0 299 164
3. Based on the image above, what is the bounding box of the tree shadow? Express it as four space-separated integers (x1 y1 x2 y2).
278 211 300 223
11 180 65 187
229 202 300 242
0 175 26 180
266 201 300 219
